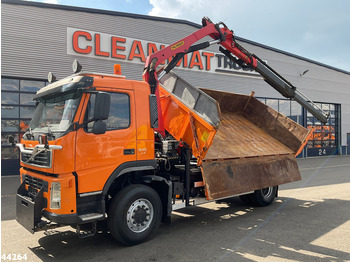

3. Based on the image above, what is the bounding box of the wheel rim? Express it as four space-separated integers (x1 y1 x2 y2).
126 198 154 233
261 187 273 200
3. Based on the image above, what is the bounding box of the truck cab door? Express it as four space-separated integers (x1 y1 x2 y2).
75 90 136 194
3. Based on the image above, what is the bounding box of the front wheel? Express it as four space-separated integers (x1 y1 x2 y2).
108 184 162 245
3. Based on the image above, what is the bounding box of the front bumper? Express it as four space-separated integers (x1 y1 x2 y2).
16 181 102 233
16 181 80 233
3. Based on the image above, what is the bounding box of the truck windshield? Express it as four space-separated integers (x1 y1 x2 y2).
27 91 81 140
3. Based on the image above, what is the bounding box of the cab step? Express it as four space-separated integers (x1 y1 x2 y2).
78 213 104 222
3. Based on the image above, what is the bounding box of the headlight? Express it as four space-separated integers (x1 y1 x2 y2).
50 182 61 209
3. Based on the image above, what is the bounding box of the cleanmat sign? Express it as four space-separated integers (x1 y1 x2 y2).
67 27 258 76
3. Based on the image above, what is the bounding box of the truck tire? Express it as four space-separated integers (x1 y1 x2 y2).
239 194 254 206
239 186 278 207
250 186 278 207
108 184 162 245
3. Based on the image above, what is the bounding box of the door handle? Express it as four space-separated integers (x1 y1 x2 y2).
123 149 135 155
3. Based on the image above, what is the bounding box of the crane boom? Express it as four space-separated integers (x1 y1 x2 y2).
143 17 329 135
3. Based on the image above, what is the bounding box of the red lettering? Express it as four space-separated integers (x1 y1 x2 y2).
111 37 126 59
189 51 204 70
95 33 109 57
128 40 146 62
72 31 92 54
202 52 214 70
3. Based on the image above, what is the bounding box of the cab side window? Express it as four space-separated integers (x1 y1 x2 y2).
86 92 130 132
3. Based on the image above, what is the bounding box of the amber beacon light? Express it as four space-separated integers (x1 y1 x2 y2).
114 64 121 75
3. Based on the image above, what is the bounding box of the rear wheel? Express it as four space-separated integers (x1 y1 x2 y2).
239 194 254 205
240 186 278 207
250 186 278 206
108 184 162 245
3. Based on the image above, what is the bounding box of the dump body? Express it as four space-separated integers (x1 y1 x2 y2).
160 72 312 200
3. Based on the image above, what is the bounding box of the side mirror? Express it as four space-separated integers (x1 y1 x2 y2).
94 92 110 120
92 120 107 135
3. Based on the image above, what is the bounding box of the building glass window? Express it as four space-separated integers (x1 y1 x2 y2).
306 102 338 152
1 120 19 132
1 106 19 118
1 133 19 146
1 147 19 160
1 78 19 91
291 101 302 124
20 93 36 105
20 80 45 92
1 78 46 173
257 97 338 157
20 106 36 118
1 92 19 105
266 99 279 111
279 100 291 117
257 98 266 104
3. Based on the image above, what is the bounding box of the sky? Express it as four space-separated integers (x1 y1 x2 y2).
27 0 350 72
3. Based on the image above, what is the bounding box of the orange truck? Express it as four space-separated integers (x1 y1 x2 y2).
14 17 328 245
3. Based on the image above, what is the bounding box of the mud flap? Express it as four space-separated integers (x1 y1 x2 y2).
16 182 45 233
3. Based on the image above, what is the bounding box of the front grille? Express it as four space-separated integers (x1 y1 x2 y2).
21 150 51 168
23 174 48 198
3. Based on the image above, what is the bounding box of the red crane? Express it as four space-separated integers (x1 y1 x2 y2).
143 17 329 136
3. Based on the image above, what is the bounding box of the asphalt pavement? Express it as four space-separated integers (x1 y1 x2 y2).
1 155 350 261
